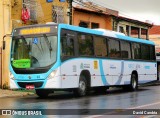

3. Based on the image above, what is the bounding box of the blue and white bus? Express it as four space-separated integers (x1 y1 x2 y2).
9 23 157 97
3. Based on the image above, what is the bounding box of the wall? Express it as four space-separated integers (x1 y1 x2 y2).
73 9 112 30
11 0 53 27
0 0 4 47
0 0 12 88
11 0 69 26
116 20 149 39
149 35 160 53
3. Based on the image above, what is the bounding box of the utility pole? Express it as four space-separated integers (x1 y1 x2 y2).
68 0 73 25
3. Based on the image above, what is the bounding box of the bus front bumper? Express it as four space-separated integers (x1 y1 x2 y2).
10 76 61 89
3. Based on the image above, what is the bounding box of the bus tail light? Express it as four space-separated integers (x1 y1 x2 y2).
48 70 57 79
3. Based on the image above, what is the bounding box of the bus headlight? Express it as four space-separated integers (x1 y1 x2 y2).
48 70 57 79
10 72 15 80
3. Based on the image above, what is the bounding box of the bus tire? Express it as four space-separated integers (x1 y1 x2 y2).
35 89 52 98
74 75 87 97
129 74 138 91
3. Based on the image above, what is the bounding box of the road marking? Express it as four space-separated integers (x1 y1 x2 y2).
84 101 160 118
128 101 160 109
143 115 157 118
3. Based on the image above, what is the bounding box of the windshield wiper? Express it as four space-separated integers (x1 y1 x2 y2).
43 34 52 58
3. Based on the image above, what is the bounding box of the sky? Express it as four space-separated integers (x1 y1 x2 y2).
90 0 160 25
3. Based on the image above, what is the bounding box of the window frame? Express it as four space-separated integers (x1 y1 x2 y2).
77 33 94 56
120 40 132 59
108 37 121 59
93 36 108 57
60 28 156 62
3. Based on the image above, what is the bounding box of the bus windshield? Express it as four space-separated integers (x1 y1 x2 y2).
11 34 57 73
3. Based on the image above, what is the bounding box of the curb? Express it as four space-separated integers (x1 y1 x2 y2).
0 93 35 98
0 89 35 98
140 80 160 86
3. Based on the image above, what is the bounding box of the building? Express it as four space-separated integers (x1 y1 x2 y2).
73 2 152 40
0 0 12 88
11 0 69 28
149 25 160 80
73 7 118 30
112 16 153 40
73 2 118 30
149 25 160 53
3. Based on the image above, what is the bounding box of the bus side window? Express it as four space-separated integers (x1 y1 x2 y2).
94 36 108 57
120 41 131 59
78 33 94 56
108 38 120 58
61 36 74 57
132 43 141 59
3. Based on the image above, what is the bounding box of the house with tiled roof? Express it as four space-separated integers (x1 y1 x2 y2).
112 16 152 39
73 2 152 40
73 2 118 30
149 25 160 53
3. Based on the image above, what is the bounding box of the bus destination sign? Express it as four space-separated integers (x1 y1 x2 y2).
13 25 58 36
20 27 51 35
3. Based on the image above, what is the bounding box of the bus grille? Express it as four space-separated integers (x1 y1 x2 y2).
17 82 43 88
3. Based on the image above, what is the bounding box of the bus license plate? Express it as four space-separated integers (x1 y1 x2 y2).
26 85 35 90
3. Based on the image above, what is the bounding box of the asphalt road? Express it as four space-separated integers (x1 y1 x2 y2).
0 85 160 118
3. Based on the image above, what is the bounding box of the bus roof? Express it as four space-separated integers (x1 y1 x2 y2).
59 24 155 45
13 23 155 45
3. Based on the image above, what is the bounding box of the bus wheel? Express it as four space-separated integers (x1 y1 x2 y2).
129 74 138 91
74 75 87 97
35 89 52 98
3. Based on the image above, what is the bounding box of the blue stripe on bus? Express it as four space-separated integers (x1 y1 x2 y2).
116 34 155 45
99 60 108 85
115 61 124 85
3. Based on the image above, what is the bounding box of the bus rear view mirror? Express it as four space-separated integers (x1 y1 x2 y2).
3 34 12 50
3 41 5 50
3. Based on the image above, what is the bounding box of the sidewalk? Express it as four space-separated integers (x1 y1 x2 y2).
0 89 35 98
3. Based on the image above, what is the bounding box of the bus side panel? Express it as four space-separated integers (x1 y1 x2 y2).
91 59 112 87
44 67 62 88
121 61 141 85
60 59 112 88
140 62 157 83
60 59 157 88
60 59 79 88
102 60 121 86
10 79 19 89
122 61 157 84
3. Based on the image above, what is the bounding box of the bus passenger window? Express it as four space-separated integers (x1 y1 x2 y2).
78 34 94 56
120 41 131 59
61 37 74 57
94 36 108 57
108 39 120 58
132 43 141 59
141 44 150 60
